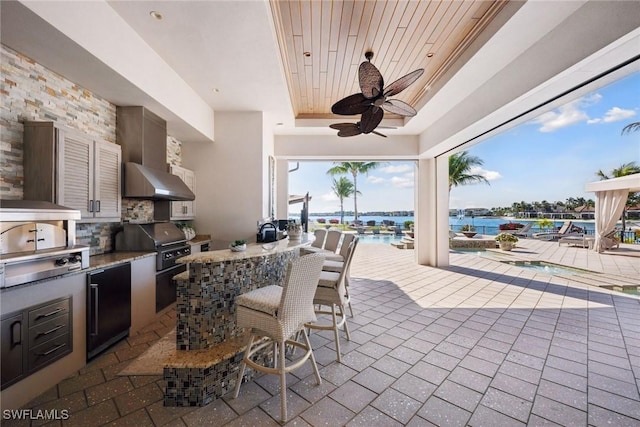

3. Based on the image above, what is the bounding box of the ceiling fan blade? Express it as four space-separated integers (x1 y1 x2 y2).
383 68 424 97
331 93 371 115
360 107 384 133
382 99 417 116
359 61 384 99
330 123 357 130
337 125 363 137
371 130 388 138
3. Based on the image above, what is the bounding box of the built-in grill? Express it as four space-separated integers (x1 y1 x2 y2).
115 222 190 312
0 200 90 288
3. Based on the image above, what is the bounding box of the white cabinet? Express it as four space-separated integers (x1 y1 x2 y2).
170 165 196 220
23 122 121 222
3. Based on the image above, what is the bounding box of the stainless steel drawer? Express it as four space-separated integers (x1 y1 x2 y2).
28 315 69 349
28 298 70 327
28 333 71 372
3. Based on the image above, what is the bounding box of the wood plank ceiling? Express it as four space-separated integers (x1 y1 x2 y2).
270 0 508 121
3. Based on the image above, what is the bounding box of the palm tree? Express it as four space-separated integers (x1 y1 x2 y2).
327 162 383 221
448 151 489 190
596 162 640 231
331 177 359 225
621 122 640 135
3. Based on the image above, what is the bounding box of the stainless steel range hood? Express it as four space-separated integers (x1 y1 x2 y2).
123 162 194 201
117 106 195 201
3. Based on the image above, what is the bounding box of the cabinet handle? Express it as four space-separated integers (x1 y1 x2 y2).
11 321 21 346
36 308 63 320
27 239 35 243
89 200 94 212
37 342 66 356
90 283 99 336
37 324 64 337
96 200 101 212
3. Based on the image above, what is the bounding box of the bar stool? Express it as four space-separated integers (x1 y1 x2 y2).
306 238 357 362
233 254 325 423
301 229 342 256
322 236 359 317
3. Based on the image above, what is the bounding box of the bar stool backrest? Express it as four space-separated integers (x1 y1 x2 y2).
324 230 342 252
311 229 327 248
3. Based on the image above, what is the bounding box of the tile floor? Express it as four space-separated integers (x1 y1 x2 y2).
3 239 639 426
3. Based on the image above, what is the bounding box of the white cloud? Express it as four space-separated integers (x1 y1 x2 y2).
603 107 636 123
381 164 413 174
319 191 337 202
469 166 502 181
390 176 414 188
367 175 386 184
531 93 602 132
587 106 636 124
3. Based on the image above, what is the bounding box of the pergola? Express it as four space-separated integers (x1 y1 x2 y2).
585 173 640 252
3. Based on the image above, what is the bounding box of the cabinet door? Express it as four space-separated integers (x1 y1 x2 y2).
182 169 196 218
93 140 122 219
170 166 186 219
57 129 93 217
1 312 25 389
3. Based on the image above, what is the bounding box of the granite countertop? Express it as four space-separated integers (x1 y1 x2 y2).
188 234 211 245
90 251 156 270
178 233 314 264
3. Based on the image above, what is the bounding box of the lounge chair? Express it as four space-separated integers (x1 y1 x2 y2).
594 229 621 251
507 222 533 237
532 221 575 240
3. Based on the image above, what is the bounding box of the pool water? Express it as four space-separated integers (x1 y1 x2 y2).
356 234 404 244
500 260 594 275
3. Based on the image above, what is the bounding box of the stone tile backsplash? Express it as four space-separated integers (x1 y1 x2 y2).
1 44 186 255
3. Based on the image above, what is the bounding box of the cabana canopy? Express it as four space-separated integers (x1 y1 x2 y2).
585 173 640 252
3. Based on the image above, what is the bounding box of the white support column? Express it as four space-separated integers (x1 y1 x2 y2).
275 159 289 220
415 157 450 267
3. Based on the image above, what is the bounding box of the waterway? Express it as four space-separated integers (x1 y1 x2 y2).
300 214 598 235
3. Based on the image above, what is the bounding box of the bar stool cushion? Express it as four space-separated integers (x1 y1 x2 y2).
236 285 282 316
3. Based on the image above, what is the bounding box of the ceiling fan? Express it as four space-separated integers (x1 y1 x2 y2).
330 51 424 137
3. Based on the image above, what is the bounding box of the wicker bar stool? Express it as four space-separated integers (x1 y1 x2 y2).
300 229 342 256
322 236 359 317
233 254 325 423
306 238 357 362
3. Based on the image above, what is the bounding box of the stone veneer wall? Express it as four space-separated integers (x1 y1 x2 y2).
1 44 186 255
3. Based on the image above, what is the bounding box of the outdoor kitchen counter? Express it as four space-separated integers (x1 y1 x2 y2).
90 251 156 269
164 234 313 406
177 233 313 264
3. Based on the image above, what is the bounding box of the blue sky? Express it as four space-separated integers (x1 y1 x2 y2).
289 72 640 214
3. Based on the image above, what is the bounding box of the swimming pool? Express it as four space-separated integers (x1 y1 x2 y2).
500 260 595 275
356 234 404 244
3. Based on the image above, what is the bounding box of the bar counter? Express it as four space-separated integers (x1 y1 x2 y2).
164 234 313 406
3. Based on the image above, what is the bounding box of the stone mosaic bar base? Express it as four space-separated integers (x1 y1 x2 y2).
165 238 312 406
163 335 273 407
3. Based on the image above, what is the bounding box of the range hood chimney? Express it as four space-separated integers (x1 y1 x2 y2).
117 106 195 201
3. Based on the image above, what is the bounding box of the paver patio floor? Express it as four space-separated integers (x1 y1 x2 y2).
4 239 639 426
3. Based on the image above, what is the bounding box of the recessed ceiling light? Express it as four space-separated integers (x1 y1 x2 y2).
212 88 220 93
426 52 434 58
303 52 311 57
150 11 163 20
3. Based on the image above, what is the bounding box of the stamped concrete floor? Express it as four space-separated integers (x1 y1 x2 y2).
4 240 640 426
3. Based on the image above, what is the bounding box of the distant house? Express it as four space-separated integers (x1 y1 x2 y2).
464 208 492 216
574 205 595 220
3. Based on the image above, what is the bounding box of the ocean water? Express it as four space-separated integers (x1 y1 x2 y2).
298 214 597 235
